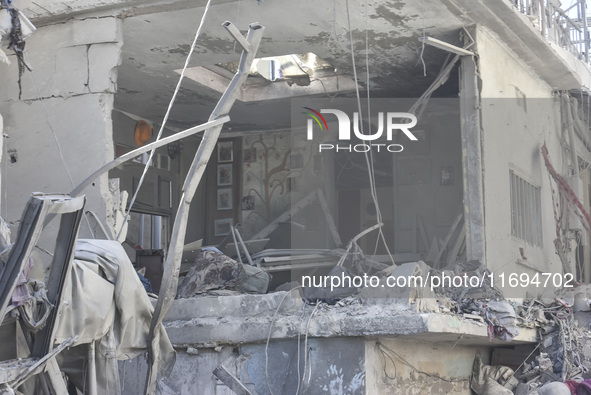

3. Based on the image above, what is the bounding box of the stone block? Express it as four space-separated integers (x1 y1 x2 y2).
164 291 303 322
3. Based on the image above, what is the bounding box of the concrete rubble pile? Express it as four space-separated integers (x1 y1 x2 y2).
173 241 591 394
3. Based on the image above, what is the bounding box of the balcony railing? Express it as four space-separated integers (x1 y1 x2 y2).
511 0 590 62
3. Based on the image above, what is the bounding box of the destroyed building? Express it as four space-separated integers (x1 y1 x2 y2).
1 0 591 394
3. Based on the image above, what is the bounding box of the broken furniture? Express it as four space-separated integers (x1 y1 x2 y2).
0 194 175 394
0 194 84 393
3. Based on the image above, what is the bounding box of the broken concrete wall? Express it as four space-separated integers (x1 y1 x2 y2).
122 336 488 395
131 292 518 394
365 337 489 395
475 26 564 282
0 17 122 239
121 337 365 395
120 347 237 395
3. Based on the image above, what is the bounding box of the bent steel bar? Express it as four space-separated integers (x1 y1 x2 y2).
69 116 229 198
144 21 265 394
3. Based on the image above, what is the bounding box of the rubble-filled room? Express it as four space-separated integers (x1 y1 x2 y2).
0 0 591 394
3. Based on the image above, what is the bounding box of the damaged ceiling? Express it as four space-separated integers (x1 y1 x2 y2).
114 0 466 131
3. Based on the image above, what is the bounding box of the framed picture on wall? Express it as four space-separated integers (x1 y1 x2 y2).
217 164 233 186
218 141 233 163
214 218 233 236
217 188 232 210
243 147 256 163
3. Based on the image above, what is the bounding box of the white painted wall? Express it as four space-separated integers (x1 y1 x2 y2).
0 17 122 239
476 26 565 289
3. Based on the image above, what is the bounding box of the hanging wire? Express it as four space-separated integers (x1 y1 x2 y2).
377 342 468 383
299 302 320 393
415 0 427 77
265 287 302 395
345 0 395 265
117 0 213 240
418 30 427 77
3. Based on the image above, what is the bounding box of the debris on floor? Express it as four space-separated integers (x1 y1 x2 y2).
177 248 269 297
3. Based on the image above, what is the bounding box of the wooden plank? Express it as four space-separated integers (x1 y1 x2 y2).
0 358 37 384
417 216 430 252
213 364 252 395
217 239 269 257
419 36 475 56
425 238 440 264
445 226 466 267
433 213 463 269
10 337 76 389
183 239 203 252
251 190 317 240
263 261 336 273
42 357 69 395
261 254 339 266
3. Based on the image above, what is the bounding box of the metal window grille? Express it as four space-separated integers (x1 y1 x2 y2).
510 170 543 246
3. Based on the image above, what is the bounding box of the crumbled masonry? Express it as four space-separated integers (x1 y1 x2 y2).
2 0 591 394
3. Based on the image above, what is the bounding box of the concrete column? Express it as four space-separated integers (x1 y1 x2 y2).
459 56 486 265
0 17 122 238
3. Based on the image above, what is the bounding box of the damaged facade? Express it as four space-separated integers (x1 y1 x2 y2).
1 0 591 394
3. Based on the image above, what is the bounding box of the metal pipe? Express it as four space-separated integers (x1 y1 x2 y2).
87 341 97 395
540 0 547 37
69 116 229 198
153 215 162 249
230 226 242 263
581 0 589 62
144 22 265 394
234 226 255 266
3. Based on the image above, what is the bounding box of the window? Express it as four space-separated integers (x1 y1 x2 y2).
510 170 543 246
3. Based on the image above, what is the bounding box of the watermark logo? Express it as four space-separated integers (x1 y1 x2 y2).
303 107 417 152
302 107 328 132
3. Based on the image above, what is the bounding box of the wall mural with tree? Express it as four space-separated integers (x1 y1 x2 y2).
241 131 316 239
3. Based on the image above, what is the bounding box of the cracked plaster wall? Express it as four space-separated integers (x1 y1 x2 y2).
475 25 567 282
365 337 488 395
120 338 366 395
0 16 122 239
119 335 489 395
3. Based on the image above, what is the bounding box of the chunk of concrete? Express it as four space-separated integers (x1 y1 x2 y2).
36 17 121 48
0 17 122 101
165 291 303 321
88 43 121 93
359 261 438 312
